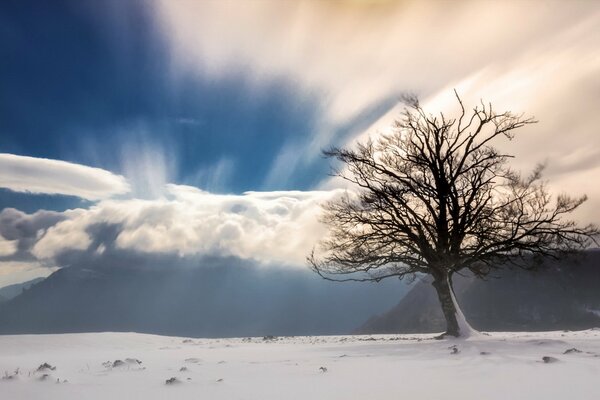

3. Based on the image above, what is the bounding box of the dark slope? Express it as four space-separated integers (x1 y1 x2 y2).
0 277 45 301
0 262 406 337
358 251 600 334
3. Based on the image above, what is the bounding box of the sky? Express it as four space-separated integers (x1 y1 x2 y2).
0 0 599 287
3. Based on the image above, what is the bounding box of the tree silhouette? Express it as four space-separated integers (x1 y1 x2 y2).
309 92 598 338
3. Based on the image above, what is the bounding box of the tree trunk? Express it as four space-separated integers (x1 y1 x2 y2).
431 273 474 338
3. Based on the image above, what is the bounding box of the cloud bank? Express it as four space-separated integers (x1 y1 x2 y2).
0 182 339 269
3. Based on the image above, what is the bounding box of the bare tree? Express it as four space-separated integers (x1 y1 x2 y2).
309 92 598 338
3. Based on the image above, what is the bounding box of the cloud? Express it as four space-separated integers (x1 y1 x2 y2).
0 153 130 200
32 212 93 260
0 208 68 261
0 237 17 257
24 184 341 266
153 0 600 202
0 151 338 268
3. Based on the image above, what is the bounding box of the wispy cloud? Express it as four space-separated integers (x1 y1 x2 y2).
185 157 235 193
120 140 174 200
0 153 130 200
153 0 600 203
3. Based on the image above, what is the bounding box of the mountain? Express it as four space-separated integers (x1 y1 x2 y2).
358 251 600 334
0 277 45 302
0 262 406 337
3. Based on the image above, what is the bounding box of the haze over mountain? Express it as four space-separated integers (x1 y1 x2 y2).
0 259 406 337
3 251 598 338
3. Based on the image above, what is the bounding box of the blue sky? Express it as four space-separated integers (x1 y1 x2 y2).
1 0 339 208
0 0 401 213
1 0 599 286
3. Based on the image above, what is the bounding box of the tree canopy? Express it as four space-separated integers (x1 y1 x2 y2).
309 92 598 337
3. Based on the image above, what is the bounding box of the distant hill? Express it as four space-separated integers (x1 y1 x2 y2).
0 262 406 337
358 251 600 334
0 277 45 302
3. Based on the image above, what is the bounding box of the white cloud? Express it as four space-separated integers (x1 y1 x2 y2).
0 153 130 200
0 236 17 257
32 210 93 260
29 184 341 266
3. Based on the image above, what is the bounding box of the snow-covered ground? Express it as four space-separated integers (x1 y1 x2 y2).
1 330 600 399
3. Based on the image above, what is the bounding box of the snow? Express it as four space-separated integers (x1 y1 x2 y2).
448 275 479 339
1 330 600 399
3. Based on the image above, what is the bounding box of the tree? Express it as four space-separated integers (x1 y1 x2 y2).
308 92 598 338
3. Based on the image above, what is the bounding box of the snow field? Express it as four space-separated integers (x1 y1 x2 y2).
1 330 600 399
